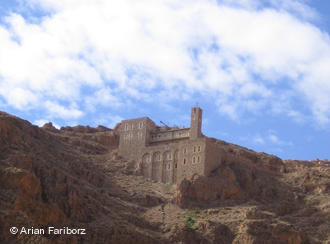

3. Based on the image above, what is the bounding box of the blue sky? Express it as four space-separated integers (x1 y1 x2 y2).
0 0 329 160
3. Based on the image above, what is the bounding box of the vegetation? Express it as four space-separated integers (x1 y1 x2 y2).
184 208 200 231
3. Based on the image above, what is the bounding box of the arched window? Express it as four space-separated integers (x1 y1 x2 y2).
193 156 195 163
174 150 178 160
197 156 200 162
193 146 196 152
153 152 161 161
142 153 150 163
183 158 186 165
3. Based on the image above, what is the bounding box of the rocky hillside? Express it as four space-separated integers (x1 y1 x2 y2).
0 111 329 244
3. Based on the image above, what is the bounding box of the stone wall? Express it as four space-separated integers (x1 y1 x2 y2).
204 138 224 176
118 117 156 160
149 128 190 143
177 138 206 182
139 143 181 184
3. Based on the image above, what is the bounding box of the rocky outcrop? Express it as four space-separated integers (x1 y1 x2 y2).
174 158 293 208
235 220 307 244
175 166 245 207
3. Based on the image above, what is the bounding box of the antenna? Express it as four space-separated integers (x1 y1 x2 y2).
160 121 169 127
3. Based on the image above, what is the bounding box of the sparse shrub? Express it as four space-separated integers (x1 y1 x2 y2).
184 208 200 231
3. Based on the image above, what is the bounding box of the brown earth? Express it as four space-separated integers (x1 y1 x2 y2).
0 111 329 243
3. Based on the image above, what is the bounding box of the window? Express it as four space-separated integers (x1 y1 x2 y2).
131 124 134 130
183 158 186 164
197 156 200 162
193 156 195 163
168 164 170 169
198 146 201 152
183 148 187 154
154 152 161 161
175 163 177 168
194 146 196 152
125 124 129 131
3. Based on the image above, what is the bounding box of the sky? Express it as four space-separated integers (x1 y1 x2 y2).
0 0 329 160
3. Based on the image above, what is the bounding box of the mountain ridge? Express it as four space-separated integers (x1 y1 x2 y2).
0 111 329 243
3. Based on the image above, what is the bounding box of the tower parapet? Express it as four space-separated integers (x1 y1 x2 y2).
190 107 202 139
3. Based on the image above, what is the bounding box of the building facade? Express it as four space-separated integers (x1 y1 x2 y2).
117 107 223 184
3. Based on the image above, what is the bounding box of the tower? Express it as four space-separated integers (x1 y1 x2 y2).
190 107 202 139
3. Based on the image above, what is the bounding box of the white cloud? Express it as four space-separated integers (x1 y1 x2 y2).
84 87 123 111
253 135 265 144
0 0 329 125
268 130 293 146
44 101 83 119
0 87 38 109
251 130 292 147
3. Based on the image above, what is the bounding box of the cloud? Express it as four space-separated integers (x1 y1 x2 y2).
0 0 329 126
44 101 83 119
84 88 123 111
253 135 265 144
251 130 292 147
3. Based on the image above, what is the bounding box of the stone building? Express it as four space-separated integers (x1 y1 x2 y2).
117 107 223 184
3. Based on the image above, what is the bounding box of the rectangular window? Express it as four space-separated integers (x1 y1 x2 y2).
198 146 201 152
194 146 196 152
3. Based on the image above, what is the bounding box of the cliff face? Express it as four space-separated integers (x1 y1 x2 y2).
0 111 329 244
